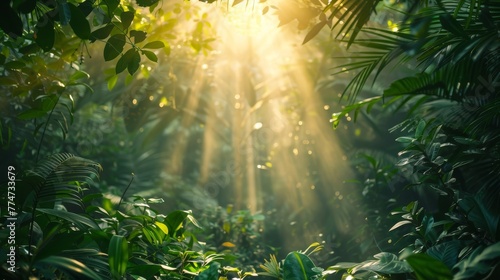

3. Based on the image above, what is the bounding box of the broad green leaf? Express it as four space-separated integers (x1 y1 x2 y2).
143 41 165 49
35 18 55 52
105 0 120 15
68 3 91 39
458 193 499 240
165 210 189 237
104 34 126 61
142 50 158 62
352 252 413 275
130 30 147 43
90 24 114 42
116 49 135 74
121 11 135 30
405 254 452 280
453 242 500 280
195 262 220 280
127 49 141 75
36 256 103 280
283 252 320 280
109 235 129 279
427 241 460 269
18 109 48 120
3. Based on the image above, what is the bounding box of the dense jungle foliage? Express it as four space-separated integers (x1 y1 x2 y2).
1 0 499 279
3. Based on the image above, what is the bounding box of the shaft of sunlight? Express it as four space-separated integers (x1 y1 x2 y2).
161 0 365 251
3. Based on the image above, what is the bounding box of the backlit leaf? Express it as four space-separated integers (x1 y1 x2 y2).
121 11 135 30
116 48 136 74
154 221 169 235
303 21 326 45
232 0 245 6
130 30 147 43
143 41 165 49
127 49 141 75
389 220 413 231
90 24 114 42
104 34 126 61
142 50 158 62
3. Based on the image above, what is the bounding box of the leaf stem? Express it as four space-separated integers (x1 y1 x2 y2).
117 173 135 209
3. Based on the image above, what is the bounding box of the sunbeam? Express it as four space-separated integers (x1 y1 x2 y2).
157 0 364 254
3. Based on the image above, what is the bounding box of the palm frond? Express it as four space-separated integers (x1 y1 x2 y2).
22 152 102 209
334 0 500 102
326 0 381 47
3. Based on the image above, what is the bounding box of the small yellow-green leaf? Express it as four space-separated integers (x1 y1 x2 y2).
222 241 236 248
154 221 169 235
107 75 118 91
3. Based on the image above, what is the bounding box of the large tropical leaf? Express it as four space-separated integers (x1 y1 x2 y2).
453 242 500 280
282 251 320 280
350 252 413 275
405 253 453 280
